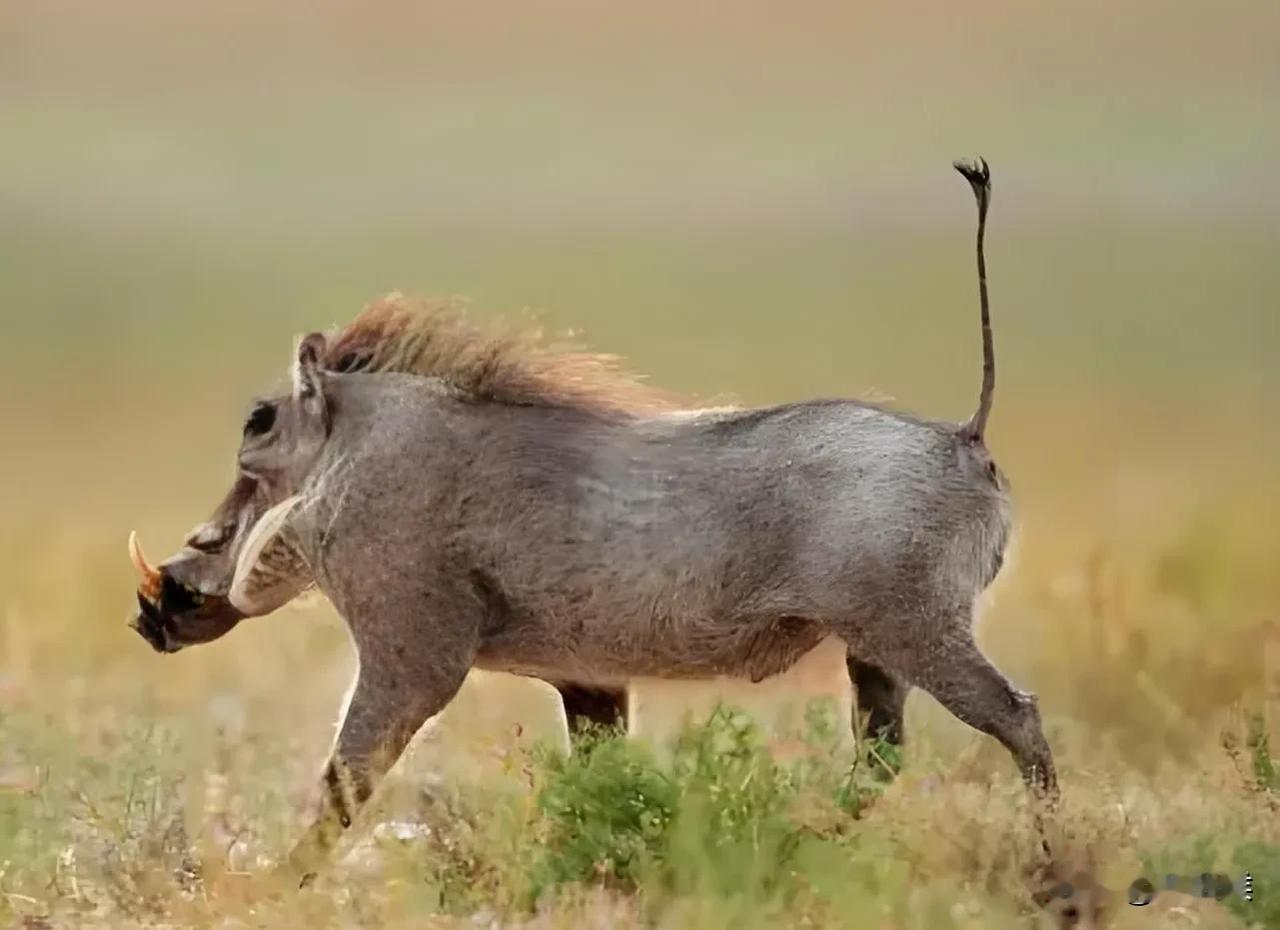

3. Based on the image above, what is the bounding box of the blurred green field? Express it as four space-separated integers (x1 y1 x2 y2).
2 3 1278 928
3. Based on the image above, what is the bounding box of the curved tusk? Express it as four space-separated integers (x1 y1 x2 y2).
128 530 164 601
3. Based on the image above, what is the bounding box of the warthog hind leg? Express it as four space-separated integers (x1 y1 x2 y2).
854 621 1056 799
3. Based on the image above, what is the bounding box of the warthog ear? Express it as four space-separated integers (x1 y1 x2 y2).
293 332 328 411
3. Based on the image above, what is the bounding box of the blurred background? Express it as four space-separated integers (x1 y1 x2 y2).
1 0 1277 811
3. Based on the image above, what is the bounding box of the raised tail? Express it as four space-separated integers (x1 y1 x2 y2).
953 157 994 443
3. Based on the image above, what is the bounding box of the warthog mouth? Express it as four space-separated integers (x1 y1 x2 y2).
128 532 243 653
132 588 187 654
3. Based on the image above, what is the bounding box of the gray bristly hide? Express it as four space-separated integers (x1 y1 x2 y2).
127 158 1056 879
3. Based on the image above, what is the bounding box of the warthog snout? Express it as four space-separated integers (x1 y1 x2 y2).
128 532 244 653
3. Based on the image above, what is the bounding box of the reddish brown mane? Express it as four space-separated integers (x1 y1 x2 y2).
320 292 682 417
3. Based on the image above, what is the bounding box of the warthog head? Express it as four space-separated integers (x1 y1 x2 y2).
127 292 680 654
128 333 330 652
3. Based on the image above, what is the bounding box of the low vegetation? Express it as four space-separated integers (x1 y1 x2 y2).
1 581 1277 930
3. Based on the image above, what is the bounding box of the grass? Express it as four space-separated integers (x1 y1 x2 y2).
1 679 1276 929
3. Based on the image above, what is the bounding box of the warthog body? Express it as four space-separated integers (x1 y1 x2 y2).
129 160 1054 875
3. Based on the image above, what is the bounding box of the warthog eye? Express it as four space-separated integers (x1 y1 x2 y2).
188 522 233 552
244 402 277 437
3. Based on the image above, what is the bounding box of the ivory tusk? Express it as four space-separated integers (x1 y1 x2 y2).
128 530 164 601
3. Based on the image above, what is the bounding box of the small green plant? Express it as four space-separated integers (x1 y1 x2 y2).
508 704 895 923
1245 714 1277 792
532 723 678 893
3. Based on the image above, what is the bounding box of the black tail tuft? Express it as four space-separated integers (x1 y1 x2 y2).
953 157 995 443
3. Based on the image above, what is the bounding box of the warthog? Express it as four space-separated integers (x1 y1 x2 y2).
128 159 1055 875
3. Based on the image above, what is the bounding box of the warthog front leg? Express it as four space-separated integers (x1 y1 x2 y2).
282 629 475 882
